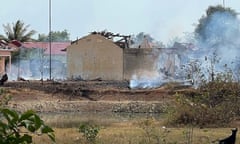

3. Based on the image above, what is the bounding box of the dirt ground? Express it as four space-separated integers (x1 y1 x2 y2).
3 80 179 101
2 80 189 112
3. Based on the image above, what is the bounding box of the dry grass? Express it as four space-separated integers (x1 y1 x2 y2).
31 117 240 144
3 82 240 143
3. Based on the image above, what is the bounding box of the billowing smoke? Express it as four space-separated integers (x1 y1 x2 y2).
130 8 240 89
195 10 240 81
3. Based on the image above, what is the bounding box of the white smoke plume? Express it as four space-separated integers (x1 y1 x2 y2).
130 9 240 89
195 10 240 81
130 71 169 89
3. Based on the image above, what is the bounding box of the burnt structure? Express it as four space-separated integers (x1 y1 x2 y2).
67 31 193 81
91 31 131 48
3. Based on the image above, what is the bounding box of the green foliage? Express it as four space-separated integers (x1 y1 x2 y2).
38 29 70 42
0 20 36 62
168 39 240 127
168 80 240 127
0 20 36 42
79 122 100 143
0 109 55 144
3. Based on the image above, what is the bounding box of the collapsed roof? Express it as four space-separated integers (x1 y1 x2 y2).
91 31 131 48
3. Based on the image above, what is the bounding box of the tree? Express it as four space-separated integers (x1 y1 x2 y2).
38 29 70 42
131 32 165 48
0 20 36 64
0 20 36 42
132 32 154 45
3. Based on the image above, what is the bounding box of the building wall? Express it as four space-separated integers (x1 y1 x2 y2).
67 34 123 80
0 57 5 74
0 50 12 74
124 48 182 80
123 48 160 80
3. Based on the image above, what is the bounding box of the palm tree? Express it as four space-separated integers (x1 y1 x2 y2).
0 20 36 42
0 20 36 74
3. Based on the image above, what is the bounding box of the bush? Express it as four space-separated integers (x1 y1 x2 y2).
0 88 11 106
138 118 170 144
79 122 100 144
167 81 240 127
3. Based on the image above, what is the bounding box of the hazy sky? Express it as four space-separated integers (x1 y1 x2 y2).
0 0 240 44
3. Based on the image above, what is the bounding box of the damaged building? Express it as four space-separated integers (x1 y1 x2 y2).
66 31 192 81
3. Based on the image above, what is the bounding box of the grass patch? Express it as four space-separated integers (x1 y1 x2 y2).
32 114 240 144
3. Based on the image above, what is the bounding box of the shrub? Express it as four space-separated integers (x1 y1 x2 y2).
79 122 100 144
0 88 11 106
138 118 170 144
167 81 240 127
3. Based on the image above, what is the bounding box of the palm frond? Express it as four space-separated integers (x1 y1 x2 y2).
1 20 36 42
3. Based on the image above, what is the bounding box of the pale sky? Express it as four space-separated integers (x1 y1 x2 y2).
0 0 240 44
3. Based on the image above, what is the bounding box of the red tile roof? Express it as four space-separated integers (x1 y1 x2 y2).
11 40 22 47
22 42 70 55
0 40 20 51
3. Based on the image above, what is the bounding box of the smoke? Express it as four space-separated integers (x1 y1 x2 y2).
129 48 192 89
195 11 240 80
130 71 169 89
199 11 240 56
130 9 240 89
6 48 67 81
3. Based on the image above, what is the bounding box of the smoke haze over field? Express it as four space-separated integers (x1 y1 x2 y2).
130 9 240 89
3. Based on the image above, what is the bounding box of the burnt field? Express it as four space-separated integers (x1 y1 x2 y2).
3 80 180 101
1 80 187 113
